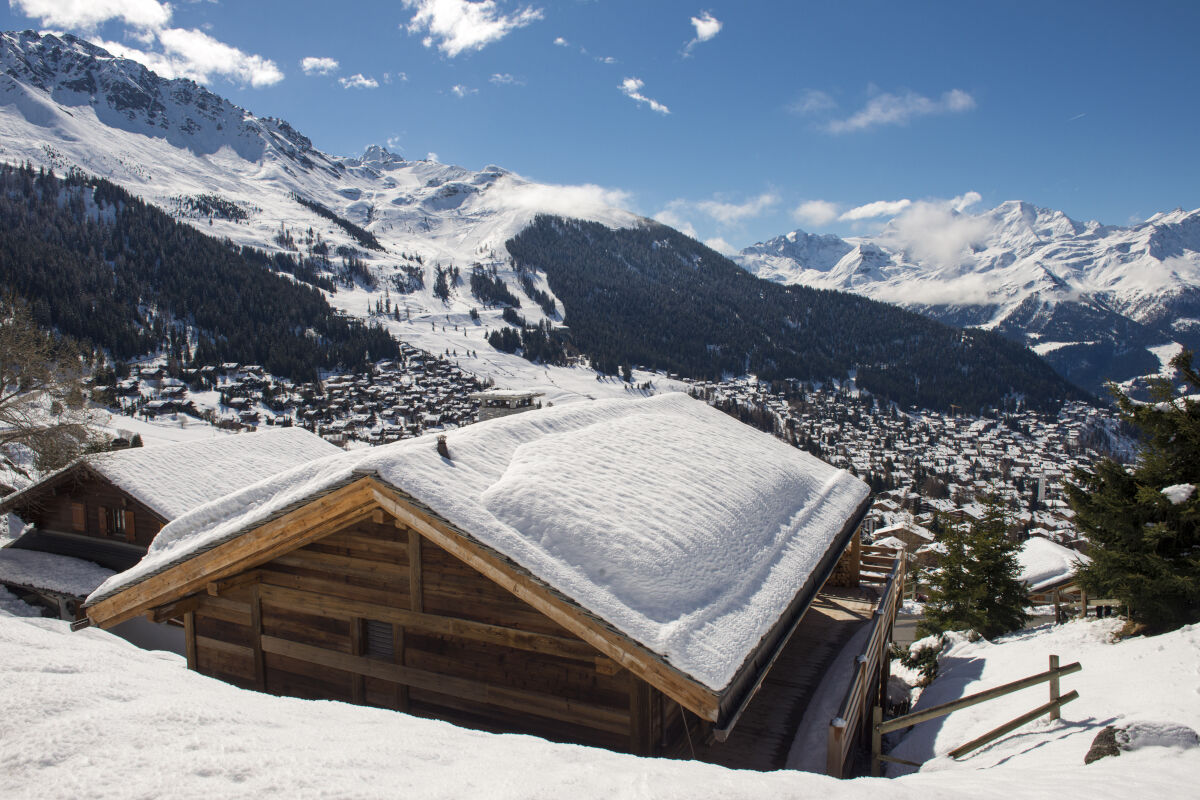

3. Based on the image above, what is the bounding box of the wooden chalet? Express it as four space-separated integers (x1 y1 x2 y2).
0 428 340 616
84 395 882 765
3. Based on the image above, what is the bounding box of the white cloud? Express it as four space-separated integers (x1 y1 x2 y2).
827 88 975 133
787 89 836 115
489 72 523 85
553 36 568 46
450 83 477 97
16 0 284 88
696 192 779 224
96 28 283 87
339 73 379 89
684 11 722 54
704 236 737 256
427 152 440 162
156 28 283 87
619 77 669 115
386 136 404 150
876 192 994 269
402 0 543 58
301 56 339 76
482 176 635 223
840 198 912 221
382 71 408 84
792 200 840 227
595 56 617 64
653 203 698 238
11 0 171 31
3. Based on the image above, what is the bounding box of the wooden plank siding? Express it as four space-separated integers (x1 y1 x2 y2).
186 513 659 754
22 470 164 547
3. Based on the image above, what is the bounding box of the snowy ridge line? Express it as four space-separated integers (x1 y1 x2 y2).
89 394 869 691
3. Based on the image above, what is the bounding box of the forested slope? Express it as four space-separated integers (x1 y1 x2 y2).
507 216 1087 411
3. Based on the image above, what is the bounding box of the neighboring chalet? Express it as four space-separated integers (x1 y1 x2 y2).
0 428 340 618
84 394 888 769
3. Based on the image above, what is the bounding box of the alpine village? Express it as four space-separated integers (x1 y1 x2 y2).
0 5 1198 800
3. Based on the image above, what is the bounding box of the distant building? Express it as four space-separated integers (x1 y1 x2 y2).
470 389 544 422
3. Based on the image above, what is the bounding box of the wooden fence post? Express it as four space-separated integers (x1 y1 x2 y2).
871 705 883 777
1048 655 1060 721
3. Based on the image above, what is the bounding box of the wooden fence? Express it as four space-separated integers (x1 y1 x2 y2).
871 655 1082 775
825 546 905 778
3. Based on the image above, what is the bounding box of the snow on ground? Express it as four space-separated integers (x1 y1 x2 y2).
1149 342 1184 376
2 603 1197 799
94 407 236 447
886 619 1200 781
89 394 869 692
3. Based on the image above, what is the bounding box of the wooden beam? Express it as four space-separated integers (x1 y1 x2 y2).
207 570 262 597
148 593 204 623
86 479 381 628
349 619 365 705
256 583 600 662
260 635 629 735
408 528 423 613
630 678 653 756
196 635 255 659
367 482 721 722
250 583 266 691
184 612 197 670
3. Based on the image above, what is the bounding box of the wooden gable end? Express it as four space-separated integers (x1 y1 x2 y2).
183 508 654 753
5 466 166 568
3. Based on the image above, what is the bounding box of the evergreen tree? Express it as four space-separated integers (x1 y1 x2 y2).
922 495 1029 639
1067 350 1200 631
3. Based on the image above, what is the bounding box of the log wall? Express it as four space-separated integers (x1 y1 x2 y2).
26 473 163 547
188 512 667 755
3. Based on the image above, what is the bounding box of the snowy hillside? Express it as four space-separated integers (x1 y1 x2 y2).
2 590 1196 798
739 201 1200 393
0 30 647 402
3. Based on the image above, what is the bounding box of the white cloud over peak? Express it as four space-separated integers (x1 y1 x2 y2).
684 11 722 54
827 88 975 133
840 198 912 221
877 192 993 268
14 0 283 87
619 77 669 114
402 0 543 58
301 56 339 76
11 0 170 31
792 200 839 227
339 73 379 89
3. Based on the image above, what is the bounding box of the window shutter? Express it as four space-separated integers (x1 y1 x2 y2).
363 620 395 660
125 511 137 543
71 502 85 532
97 506 109 536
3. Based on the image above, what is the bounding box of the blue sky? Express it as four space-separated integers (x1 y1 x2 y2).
4 1 1199 251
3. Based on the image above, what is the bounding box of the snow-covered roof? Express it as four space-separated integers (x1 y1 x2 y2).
0 548 114 597
1 428 341 522
89 393 869 692
1018 536 1092 592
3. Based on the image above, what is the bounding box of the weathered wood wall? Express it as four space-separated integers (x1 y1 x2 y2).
26 473 162 547
187 512 679 755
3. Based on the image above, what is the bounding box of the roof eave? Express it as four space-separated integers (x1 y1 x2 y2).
710 490 873 740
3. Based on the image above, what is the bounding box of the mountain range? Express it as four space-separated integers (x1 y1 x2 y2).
737 200 1200 394
0 30 1103 410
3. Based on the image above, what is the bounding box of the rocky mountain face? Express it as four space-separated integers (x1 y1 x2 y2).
738 201 1200 394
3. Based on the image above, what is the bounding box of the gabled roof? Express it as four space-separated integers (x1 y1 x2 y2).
87 394 869 700
1019 536 1091 593
0 428 340 522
